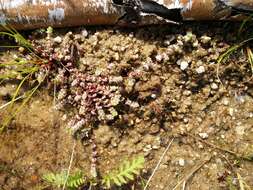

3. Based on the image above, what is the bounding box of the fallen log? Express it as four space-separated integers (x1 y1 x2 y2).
0 0 252 30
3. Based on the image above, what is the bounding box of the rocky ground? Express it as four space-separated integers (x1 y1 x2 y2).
0 22 253 190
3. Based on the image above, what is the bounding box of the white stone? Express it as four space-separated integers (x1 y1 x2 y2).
192 40 199 47
177 59 189 70
81 29 88 37
151 94 157 99
183 90 191 96
199 132 209 139
62 114 67 121
210 83 218 90
200 36 211 44
228 108 234 116
196 66 205 74
143 145 152 152
155 54 163 62
178 158 185 166
53 36 62 43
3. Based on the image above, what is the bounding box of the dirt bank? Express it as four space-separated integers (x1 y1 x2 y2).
0 23 253 190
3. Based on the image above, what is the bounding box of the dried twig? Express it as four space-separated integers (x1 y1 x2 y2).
171 156 212 190
144 137 175 190
0 95 24 110
237 173 251 190
62 140 77 190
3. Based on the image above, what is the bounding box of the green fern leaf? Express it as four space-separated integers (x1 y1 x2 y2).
113 176 122 186
132 170 140 175
102 155 145 189
124 172 134 180
43 170 85 190
104 176 111 189
43 171 67 188
118 175 127 184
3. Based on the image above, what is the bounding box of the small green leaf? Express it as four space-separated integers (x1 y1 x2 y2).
43 170 85 189
118 175 127 184
102 155 145 189
124 173 134 180
105 178 111 188
114 177 122 186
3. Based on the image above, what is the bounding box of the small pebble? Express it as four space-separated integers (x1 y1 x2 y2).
196 66 205 74
192 40 199 47
199 132 209 139
178 158 185 166
183 90 191 96
183 118 189 124
62 114 67 121
200 36 211 44
155 54 163 62
210 83 219 90
143 145 152 152
81 29 88 37
151 94 157 99
53 36 62 43
177 59 189 70
228 108 234 116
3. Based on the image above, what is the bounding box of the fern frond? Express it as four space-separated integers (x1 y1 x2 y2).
66 170 85 188
43 171 67 188
102 155 145 189
42 170 85 190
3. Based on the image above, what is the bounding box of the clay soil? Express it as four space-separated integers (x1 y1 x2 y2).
0 23 253 190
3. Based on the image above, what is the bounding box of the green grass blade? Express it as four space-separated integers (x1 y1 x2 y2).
238 14 253 36
246 47 253 75
0 31 15 37
0 81 41 132
9 74 31 110
216 38 253 83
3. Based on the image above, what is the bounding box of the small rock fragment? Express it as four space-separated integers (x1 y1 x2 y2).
183 90 191 96
177 59 189 70
199 132 209 139
81 29 88 37
178 158 185 166
53 36 62 43
155 54 163 62
200 35 211 44
210 83 219 90
196 66 205 74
